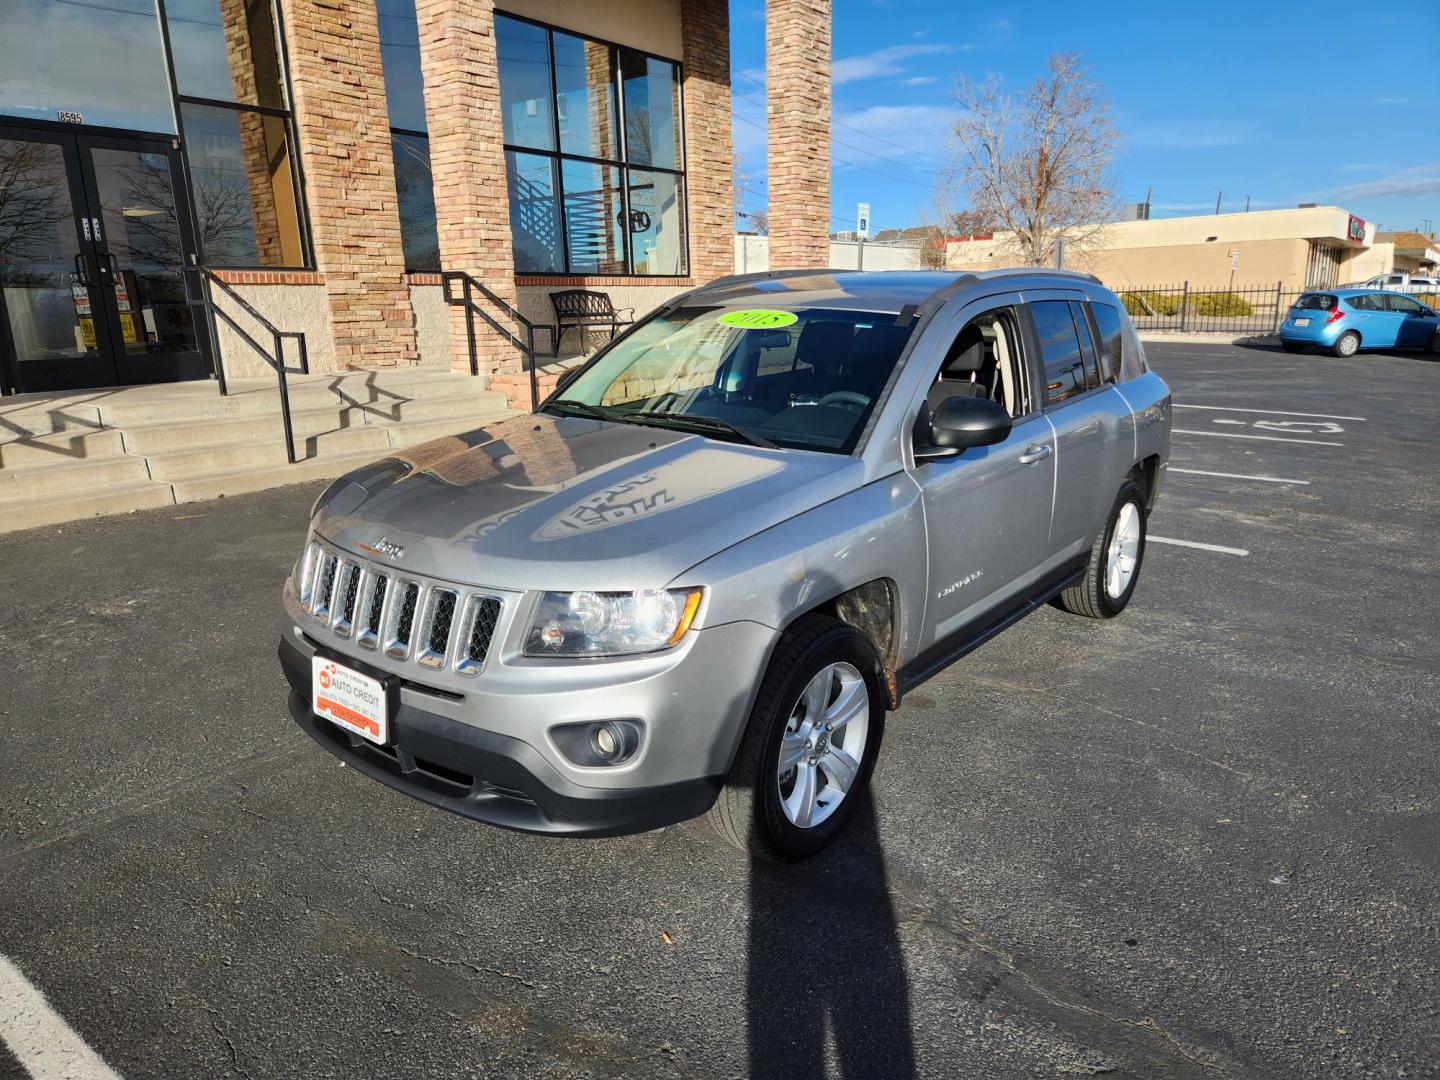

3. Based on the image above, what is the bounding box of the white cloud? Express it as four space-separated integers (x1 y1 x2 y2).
833 104 960 162
833 43 952 84
1333 163 1440 200
899 76 938 86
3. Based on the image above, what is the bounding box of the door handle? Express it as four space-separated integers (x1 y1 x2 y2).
1018 444 1052 464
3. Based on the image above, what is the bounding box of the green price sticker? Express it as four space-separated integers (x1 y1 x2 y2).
717 309 798 329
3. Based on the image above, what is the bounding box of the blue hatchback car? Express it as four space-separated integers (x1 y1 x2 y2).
1279 289 1440 357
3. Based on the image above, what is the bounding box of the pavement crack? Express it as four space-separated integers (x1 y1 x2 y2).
206 1009 255 1080
397 946 542 991
901 905 1243 1077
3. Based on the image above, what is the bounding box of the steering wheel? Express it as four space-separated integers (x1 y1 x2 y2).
816 390 871 413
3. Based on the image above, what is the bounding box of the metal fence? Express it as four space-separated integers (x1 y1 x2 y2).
1110 281 1440 335
1107 282 1301 335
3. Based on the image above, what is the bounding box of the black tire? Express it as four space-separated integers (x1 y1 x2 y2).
1056 480 1147 620
708 615 885 862
1281 341 1305 354
1426 330 1440 356
1331 330 1361 358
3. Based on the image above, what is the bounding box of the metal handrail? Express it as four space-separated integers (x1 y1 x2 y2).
185 267 309 464
441 271 557 412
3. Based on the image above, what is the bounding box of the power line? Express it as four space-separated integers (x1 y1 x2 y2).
733 67 954 166
731 95 944 192
731 86 945 180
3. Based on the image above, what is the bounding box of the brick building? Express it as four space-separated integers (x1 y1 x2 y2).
0 0 833 401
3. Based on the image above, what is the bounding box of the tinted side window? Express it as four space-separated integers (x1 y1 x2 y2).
1348 294 1382 311
1030 301 1087 404
1384 294 1424 313
1069 302 1103 390
1091 303 1125 382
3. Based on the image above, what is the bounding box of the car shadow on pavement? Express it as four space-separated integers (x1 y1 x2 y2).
746 788 917 1078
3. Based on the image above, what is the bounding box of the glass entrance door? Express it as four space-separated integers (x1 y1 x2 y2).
0 124 206 394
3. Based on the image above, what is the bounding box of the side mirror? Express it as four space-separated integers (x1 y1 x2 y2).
915 396 1013 461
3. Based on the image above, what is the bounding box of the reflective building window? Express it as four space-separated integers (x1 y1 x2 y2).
378 0 439 271
169 0 309 268
0 0 175 133
495 14 687 277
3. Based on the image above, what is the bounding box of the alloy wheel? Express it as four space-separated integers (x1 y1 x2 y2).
776 662 870 829
1105 501 1141 599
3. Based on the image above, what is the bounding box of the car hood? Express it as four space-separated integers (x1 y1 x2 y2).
312 414 861 591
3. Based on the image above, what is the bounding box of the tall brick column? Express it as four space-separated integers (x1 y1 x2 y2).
415 0 520 378
766 0 830 269
681 0 735 283
277 0 418 369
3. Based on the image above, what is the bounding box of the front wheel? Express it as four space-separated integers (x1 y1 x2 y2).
1056 480 1147 620
708 616 884 861
1281 341 1305 353
1332 331 1361 358
1426 330 1440 356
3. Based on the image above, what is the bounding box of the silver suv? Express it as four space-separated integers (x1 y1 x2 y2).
280 269 1171 860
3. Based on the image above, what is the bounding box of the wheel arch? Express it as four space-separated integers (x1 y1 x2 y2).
784 578 902 709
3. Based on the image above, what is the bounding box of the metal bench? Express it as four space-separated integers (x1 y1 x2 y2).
550 290 634 353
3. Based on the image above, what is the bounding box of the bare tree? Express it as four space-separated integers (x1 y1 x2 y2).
0 141 74 282
732 154 768 235
950 53 1118 265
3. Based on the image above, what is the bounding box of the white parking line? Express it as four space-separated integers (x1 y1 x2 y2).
0 956 121 1080
1149 535 1250 557
1169 467 1310 485
1175 404 1367 422
1173 428 1344 447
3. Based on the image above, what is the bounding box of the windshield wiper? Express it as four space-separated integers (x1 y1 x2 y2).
617 412 776 449
540 399 612 421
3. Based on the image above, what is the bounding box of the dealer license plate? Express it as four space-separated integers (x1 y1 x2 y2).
1294 318 1309 326
313 655 389 744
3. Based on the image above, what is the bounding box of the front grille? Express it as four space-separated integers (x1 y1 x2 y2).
333 563 362 637
417 589 457 669
457 596 502 676
298 539 506 679
387 581 421 659
358 574 388 649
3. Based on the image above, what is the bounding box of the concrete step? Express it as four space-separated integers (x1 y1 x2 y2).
385 414 503 448
95 372 501 426
0 479 174 534
0 429 129 467
0 455 154 499
0 399 106 442
169 446 402 505
117 394 511 455
143 424 394 481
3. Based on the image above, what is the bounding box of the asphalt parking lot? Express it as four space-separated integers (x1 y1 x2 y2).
2 341 1437 1080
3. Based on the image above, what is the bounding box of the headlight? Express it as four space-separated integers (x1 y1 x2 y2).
524 588 703 657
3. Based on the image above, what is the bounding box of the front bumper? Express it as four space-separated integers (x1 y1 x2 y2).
281 635 725 836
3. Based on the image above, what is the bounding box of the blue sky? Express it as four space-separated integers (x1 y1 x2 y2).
730 0 1440 236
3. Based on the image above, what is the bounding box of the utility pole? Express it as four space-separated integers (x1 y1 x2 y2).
1244 195 1250 213
1053 236 1066 269
1215 190 1223 215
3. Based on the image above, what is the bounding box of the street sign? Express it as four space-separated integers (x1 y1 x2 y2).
856 203 870 239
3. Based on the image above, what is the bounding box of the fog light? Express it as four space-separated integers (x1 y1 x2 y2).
551 719 643 767
591 721 624 761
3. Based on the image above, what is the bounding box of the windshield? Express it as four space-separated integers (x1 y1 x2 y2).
552 305 916 453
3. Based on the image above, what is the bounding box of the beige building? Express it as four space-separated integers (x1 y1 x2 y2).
946 206 1377 291
1343 231 1440 282
0 0 834 406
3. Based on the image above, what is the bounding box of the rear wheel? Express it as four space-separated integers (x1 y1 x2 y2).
708 616 884 861
1281 341 1305 353
1056 481 1147 620
1332 331 1361 358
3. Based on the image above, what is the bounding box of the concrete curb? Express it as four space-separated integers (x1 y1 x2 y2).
1139 332 1278 345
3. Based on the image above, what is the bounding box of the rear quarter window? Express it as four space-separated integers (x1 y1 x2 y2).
1090 303 1126 382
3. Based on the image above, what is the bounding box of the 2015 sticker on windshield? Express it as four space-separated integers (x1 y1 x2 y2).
717 309 798 329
